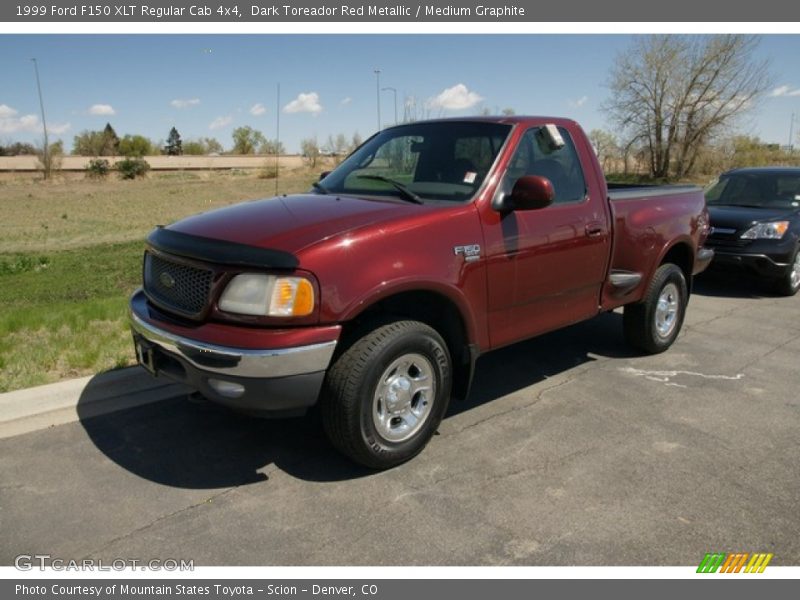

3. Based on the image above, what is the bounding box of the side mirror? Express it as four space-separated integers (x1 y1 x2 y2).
319 171 331 181
509 175 554 210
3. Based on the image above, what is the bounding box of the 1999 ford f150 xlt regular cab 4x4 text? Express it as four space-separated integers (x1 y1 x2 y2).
130 117 713 469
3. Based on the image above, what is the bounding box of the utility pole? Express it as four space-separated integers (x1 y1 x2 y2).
374 68 381 131
31 58 49 180
382 87 398 125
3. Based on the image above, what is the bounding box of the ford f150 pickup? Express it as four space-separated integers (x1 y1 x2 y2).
130 117 713 469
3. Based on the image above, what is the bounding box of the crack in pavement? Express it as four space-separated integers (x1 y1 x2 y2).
441 361 607 439
81 487 238 559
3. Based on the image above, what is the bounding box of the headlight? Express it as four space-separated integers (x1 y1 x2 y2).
218 274 315 317
740 221 789 240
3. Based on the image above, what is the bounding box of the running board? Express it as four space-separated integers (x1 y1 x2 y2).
608 270 643 295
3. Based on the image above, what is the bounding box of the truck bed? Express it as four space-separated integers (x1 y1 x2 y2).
602 183 706 311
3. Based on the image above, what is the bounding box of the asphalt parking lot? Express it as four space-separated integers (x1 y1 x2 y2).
1 271 799 566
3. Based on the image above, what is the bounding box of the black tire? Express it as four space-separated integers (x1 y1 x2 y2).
775 247 800 297
320 319 452 469
623 263 688 354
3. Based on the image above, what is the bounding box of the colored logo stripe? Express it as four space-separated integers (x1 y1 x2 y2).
745 553 773 573
697 552 773 573
697 553 726 573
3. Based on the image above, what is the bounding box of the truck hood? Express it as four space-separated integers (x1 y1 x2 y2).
167 193 428 255
708 205 799 230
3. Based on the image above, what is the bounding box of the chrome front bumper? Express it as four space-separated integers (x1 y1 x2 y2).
128 291 339 415
129 307 337 379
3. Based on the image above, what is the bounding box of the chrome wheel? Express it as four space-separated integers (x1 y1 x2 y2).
654 282 680 339
372 353 436 443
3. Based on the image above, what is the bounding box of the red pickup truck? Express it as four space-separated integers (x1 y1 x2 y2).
130 117 713 469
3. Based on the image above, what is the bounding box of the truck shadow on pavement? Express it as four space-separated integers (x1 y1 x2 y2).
77 311 633 488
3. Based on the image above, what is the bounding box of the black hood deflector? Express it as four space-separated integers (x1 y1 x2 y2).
147 226 299 270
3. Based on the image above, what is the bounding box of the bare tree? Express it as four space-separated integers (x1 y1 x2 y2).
301 137 321 168
588 129 620 172
603 35 772 179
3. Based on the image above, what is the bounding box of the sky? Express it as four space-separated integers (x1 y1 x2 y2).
1 34 800 153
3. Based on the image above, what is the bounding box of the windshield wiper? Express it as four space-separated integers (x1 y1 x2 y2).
311 181 329 194
356 175 424 204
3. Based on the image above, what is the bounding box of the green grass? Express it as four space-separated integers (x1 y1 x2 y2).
0 241 142 392
0 168 320 392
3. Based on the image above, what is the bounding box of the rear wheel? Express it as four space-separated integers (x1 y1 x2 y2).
775 247 800 297
624 263 688 354
320 319 452 469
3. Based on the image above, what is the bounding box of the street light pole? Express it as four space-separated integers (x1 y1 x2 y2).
31 58 49 180
382 87 398 125
374 68 381 131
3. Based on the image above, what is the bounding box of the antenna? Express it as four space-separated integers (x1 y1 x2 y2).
275 83 280 195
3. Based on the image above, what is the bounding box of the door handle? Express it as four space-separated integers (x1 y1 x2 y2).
585 223 604 238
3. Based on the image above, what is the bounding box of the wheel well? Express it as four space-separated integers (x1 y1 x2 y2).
661 243 694 294
345 290 474 402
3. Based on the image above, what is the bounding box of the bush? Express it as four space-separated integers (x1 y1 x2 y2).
116 157 150 180
258 164 278 179
85 158 111 179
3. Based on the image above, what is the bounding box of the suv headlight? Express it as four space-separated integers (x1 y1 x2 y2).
219 274 315 317
740 221 789 240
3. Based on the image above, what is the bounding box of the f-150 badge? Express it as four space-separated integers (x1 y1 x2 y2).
454 244 481 262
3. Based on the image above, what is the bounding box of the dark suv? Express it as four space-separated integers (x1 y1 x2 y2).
704 167 800 296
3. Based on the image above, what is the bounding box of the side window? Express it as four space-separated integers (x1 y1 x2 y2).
501 126 587 204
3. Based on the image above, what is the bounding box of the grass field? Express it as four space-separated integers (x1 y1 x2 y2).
0 167 319 392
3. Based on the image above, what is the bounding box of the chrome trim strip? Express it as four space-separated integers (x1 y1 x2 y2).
129 308 337 379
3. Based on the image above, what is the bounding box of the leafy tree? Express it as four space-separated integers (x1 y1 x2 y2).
102 123 120 155
72 131 104 156
183 137 225 155
258 138 285 155
119 135 155 157
300 137 321 167
72 125 121 156
232 126 266 155
0 141 37 156
182 140 205 155
165 127 182 156
603 35 771 179
204 137 224 154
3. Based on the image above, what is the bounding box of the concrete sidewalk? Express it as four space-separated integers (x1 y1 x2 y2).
0 367 187 440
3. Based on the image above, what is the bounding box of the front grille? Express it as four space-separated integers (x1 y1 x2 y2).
705 232 750 249
143 252 214 318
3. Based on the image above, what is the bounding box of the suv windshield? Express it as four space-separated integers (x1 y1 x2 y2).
317 121 512 203
706 171 800 209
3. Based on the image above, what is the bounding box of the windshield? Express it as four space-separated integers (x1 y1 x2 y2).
705 172 800 209
317 121 512 203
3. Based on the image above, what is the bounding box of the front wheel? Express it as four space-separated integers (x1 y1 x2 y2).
624 263 688 354
775 247 800 297
320 320 452 469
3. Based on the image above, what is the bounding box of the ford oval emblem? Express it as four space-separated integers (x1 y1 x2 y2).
159 272 176 288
